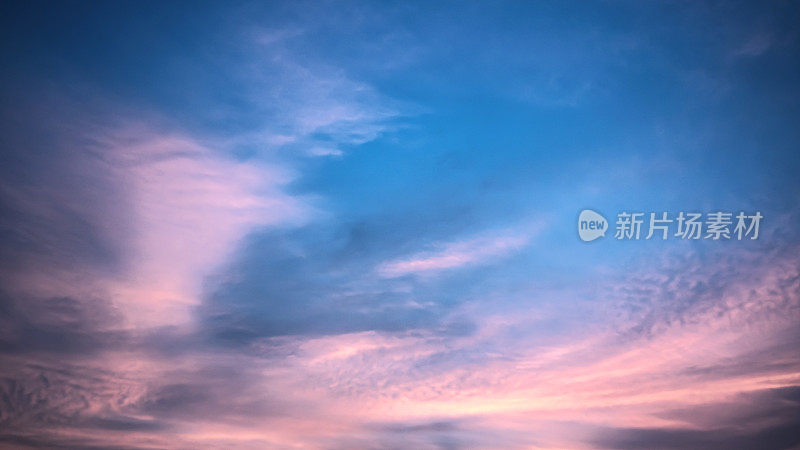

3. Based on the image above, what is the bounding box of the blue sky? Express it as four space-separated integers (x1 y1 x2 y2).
1 1 799 448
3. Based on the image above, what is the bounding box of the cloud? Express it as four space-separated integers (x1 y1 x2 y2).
2 99 798 450
198 224 455 343
734 34 774 57
192 243 797 448
0 101 312 330
228 26 417 159
592 385 800 450
2 2 800 448
377 227 537 278
0 97 315 445
197 222 542 344
92 125 311 327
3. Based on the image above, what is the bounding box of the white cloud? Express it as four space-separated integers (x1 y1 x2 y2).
378 226 540 278
231 29 414 158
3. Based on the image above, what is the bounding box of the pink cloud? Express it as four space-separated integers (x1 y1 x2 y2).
98 128 311 327
2 123 312 330
171 245 795 448
4 245 797 448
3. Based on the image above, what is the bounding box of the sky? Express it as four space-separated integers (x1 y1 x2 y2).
0 1 799 449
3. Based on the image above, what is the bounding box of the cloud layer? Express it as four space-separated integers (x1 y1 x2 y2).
1 1 800 448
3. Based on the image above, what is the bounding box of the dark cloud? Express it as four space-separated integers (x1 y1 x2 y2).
329 417 532 450
0 434 141 450
680 334 800 383
0 354 292 447
593 386 800 450
137 383 212 416
378 420 460 434
594 422 800 450
0 93 132 280
656 386 800 432
0 359 163 448
83 416 164 432
199 224 478 344
134 363 292 422
0 92 137 356
0 292 126 355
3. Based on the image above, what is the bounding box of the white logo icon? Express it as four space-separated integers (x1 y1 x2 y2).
578 209 607 242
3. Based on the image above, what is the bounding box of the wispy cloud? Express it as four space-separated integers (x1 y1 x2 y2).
95 126 311 327
734 33 774 57
2 1 800 448
231 26 416 158
1 116 311 330
377 226 539 278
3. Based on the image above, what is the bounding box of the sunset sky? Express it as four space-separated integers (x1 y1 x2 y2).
1 1 799 449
